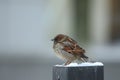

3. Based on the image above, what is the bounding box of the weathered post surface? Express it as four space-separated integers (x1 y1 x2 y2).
53 62 104 80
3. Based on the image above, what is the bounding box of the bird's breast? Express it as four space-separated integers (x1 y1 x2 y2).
53 43 76 61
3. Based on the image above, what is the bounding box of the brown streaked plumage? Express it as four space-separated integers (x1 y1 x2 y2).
52 34 88 65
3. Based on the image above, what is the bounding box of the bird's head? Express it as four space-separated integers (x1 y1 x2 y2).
52 34 67 43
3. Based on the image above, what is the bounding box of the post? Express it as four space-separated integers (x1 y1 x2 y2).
53 62 104 80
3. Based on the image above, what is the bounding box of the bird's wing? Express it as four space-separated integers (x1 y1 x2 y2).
67 37 77 44
62 37 85 55
63 44 85 55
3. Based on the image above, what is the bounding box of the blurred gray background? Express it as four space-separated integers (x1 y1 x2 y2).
0 0 120 80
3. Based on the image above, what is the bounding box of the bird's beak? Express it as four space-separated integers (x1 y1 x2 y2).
51 39 54 41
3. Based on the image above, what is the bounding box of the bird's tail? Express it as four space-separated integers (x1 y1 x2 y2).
80 54 89 62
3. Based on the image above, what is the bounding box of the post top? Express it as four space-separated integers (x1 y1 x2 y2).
55 62 104 67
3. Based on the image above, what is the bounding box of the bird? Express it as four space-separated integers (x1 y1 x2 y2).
52 34 88 65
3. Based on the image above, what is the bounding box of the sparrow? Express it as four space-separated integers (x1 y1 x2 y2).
52 34 88 65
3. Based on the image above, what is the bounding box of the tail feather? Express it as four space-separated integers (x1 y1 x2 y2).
81 54 88 62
